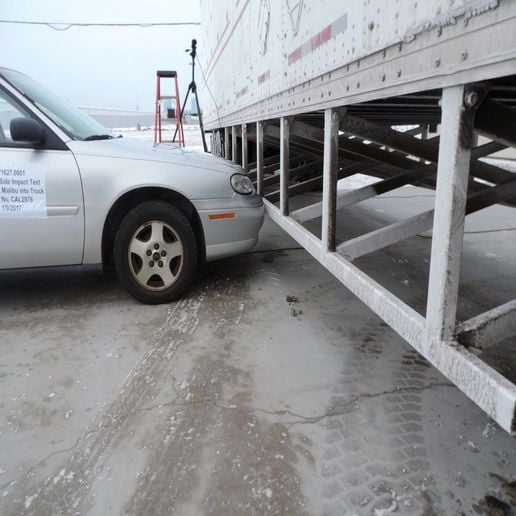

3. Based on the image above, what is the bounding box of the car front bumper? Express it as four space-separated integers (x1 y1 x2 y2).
195 197 265 261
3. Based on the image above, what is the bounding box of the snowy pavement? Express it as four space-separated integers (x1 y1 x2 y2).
0 186 515 515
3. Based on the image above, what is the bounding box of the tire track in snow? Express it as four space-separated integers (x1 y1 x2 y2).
124 273 309 516
3 295 203 515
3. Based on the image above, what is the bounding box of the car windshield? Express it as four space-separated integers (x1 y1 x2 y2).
0 68 113 141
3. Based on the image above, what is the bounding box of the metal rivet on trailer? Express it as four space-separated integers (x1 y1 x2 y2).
368 21 375 30
397 70 402 77
434 58 441 67
464 90 480 107
382 73 386 81
461 50 468 60
356 82 360 88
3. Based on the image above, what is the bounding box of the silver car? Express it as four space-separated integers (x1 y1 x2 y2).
0 68 264 303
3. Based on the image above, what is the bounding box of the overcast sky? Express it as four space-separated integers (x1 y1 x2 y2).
0 0 201 111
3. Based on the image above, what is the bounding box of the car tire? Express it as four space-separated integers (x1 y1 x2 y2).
114 201 197 304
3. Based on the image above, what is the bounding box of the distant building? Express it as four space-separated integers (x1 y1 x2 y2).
79 105 201 130
79 107 154 129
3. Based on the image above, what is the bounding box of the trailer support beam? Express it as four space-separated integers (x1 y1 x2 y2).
242 123 248 171
280 117 290 216
224 127 230 160
339 113 440 162
322 109 341 251
231 126 237 163
335 177 516 260
265 160 374 203
249 154 282 172
457 300 516 350
261 160 323 188
426 85 474 342
290 140 509 223
256 122 264 196
336 210 434 260
292 164 434 223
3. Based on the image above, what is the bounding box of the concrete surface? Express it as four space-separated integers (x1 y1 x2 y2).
0 189 515 515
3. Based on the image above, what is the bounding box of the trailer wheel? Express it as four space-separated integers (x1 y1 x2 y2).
114 201 197 304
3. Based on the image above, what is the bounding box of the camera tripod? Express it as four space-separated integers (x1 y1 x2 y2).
173 39 208 152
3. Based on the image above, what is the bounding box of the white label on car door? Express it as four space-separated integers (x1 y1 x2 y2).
0 164 47 218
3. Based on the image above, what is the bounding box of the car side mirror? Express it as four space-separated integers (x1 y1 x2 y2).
10 118 46 145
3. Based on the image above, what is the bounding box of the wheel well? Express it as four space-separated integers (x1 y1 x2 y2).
102 188 206 270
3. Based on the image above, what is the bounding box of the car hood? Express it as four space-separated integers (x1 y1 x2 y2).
67 138 245 176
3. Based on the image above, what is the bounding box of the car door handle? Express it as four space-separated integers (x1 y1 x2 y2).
47 206 80 216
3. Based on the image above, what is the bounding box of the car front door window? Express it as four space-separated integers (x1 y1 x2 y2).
0 89 32 145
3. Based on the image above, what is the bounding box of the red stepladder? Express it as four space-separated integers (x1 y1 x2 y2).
154 70 185 146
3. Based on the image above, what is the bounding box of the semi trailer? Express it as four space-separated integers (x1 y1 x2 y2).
199 0 516 434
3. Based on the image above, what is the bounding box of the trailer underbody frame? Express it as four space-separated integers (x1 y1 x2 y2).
204 1 516 434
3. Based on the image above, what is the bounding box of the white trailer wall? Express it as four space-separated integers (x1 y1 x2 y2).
200 0 516 128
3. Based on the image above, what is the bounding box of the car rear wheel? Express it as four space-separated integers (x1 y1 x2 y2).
114 201 197 304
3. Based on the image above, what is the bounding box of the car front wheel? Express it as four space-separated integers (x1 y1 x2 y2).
114 201 197 304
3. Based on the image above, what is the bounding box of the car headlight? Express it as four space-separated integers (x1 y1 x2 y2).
230 173 255 195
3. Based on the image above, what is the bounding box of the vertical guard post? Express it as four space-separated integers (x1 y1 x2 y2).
280 117 290 216
232 126 238 163
256 121 264 196
242 123 248 171
224 127 230 160
322 108 341 252
426 85 475 342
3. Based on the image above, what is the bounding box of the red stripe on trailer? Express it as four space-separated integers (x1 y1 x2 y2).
236 86 248 99
312 24 332 49
288 15 348 66
288 47 302 65
257 70 270 84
